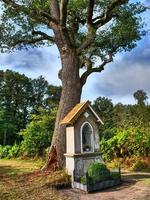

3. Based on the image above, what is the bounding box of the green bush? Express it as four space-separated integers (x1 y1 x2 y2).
100 126 150 162
88 162 110 184
80 176 87 185
19 108 56 157
8 144 20 158
0 145 11 158
131 160 148 171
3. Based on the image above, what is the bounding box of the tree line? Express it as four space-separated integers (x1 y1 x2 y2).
0 70 61 146
0 70 149 161
94 93 150 161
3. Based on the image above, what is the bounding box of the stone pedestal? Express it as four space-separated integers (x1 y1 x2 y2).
64 152 103 177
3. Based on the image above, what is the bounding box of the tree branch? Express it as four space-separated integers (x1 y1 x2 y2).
13 35 54 47
80 53 113 86
78 0 128 53
2 0 22 9
49 0 60 24
77 0 96 52
94 0 128 28
60 0 69 27
1 0 58 26
77 27 96 53
32 30 54 42
87 0 95 25
13 37 45 46
39 10 59 25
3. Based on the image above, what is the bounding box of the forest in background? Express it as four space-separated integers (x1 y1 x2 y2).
0 70 150 169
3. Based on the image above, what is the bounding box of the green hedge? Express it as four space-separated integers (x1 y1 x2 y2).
88 162 110 184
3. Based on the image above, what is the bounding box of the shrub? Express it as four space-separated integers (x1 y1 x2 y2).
80 176 87 185
19 108 56 157
88 162 110 184
8 144 20 158
131 160 149 171
0 145 11 158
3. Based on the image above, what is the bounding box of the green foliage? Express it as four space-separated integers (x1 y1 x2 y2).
80 176 87 185
88 162 110 184
134 90 148 106
0 145 11 158
0 70 61 146
0 0 146 65
100 92 150 162
31 76 49 113
100 126 150 161
8 144 21 158
0 145 21 158
19 108 57 157
46 85 62 109
0 70 61 158
0 70 33 144
93 97 114 139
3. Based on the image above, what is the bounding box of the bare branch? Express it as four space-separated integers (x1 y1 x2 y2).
60 0 69 27
39 10 59 25
87 0 95 25
80 53 113 85
94 0 128 28
32 30 54 42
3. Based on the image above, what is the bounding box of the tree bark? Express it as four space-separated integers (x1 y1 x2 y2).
42 47 82 171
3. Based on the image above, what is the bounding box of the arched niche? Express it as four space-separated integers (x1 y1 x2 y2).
80 122 94 153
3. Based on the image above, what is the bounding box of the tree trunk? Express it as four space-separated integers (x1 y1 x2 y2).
42 48 82 171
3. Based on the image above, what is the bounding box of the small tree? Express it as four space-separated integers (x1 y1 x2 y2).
133 90 148 106
93 97 114 138
20 108 57 157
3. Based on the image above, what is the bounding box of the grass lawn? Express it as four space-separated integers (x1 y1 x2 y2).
122 171 150 187
0 159 42 175
0 159 70 200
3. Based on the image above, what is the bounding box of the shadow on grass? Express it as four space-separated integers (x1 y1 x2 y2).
0 165 29 177
122 173 150 181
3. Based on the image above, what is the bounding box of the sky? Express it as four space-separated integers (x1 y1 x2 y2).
0 0 150 105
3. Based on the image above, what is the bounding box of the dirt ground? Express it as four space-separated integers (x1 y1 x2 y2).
61 172 150 200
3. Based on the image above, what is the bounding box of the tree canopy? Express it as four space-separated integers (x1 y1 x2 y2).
134 89 148 106
0 70 61 145
0 0 147 83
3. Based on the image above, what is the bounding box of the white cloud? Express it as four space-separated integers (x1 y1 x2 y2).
0 46 61 86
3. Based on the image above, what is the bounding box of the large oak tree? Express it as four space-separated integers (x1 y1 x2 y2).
0 0 147 170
